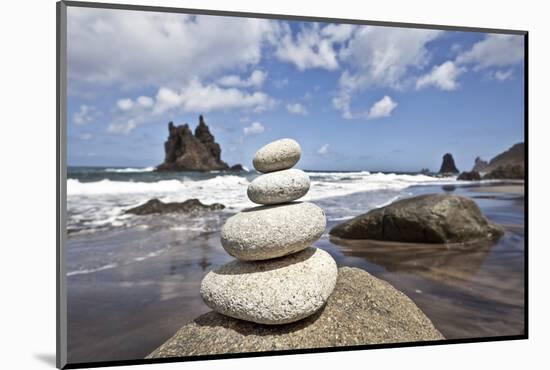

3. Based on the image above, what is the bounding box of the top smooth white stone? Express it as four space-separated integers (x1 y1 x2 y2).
252 138 301 173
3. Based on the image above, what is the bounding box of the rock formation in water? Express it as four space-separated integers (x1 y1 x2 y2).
329 194 504 243
156 115 241 172
457 171 481 181
125 198 224 215
472 157 489 172
438 153 459 174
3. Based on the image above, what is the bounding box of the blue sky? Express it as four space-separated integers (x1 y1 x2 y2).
67 7 525 171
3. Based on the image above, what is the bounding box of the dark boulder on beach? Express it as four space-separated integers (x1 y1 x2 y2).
156 115 238 172
147 267 443 358
457 171 481 181
483 164 524 180
438 153 459 174
329 194 504 243
125 198 224 215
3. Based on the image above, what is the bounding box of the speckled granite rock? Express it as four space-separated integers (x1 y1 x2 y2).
253 138 301 173
221 202 326 261
247 169 310 205
148 267 444 358
200 248 337 324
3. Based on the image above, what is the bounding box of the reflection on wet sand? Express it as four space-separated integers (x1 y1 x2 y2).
329 237 496 284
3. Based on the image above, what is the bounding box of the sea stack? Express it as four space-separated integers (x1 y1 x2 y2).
200 138 337 325
438 153 459 174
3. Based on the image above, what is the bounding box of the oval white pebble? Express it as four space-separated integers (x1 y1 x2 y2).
248 169 310 204
200 247 338 324
221 202 326 261
253 138 301 173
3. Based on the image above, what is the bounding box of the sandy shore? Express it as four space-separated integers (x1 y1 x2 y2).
469 183 524 195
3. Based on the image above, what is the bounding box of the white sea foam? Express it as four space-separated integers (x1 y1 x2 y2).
67 171 462 233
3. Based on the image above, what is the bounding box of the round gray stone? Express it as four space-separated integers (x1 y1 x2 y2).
221 202 326 261
200 247 337 325
253 138 301 173
248 169 310 205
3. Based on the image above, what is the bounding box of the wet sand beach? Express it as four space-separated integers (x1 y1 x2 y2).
66 182 525 364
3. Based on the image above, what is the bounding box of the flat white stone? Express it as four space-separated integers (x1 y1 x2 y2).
221 202 326 261
247 169 310 205
200 247 338 325
253 138 301 173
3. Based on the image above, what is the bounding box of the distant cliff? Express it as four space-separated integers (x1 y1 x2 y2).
471 142 525 179
157 115 237 172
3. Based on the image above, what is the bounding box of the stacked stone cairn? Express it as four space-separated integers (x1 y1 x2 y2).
200 138 338 324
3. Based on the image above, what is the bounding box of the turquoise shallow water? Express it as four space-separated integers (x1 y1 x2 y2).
66 179 524 364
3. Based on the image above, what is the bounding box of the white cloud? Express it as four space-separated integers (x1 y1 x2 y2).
317 144 329 155
243 121 265 135
107 78 276 134
107 119 138 135
286 103 308 115
218 70 267 88
367 96 398 120
67 8 280 88
274 23 355 71
339 27 442 89
456 34 524 70
493 69 514 81
117 98 133 111
73 104 99 125
152 79 276 115
334 27 441 118
137 96 154 108
416 61 466 91
79 133 93 140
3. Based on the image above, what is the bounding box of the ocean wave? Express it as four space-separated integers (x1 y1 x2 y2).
105 167 155 173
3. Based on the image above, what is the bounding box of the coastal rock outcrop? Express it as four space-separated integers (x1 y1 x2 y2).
147 267 444 358
472 156 489 172
483 164 524 179
156 115 242 172
438 153 459 174
457 171 481 181
201 138 335 324
125 198 224 215
329 194 504 243
471 143 524 178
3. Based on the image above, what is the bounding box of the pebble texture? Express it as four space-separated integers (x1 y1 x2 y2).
247 169 310 205
253 138 301 173
200 248 337 325
148 267 444 358
221 202 326 260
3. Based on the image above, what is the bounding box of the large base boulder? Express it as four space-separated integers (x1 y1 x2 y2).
329 194 504 243
147 267 443 358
